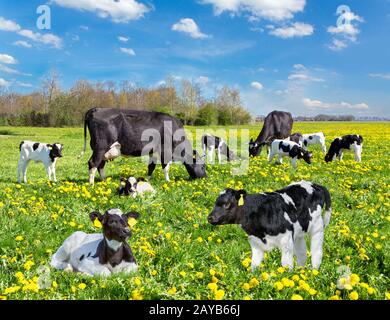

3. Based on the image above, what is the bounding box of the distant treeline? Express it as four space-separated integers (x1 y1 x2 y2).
0 72 252 127
255 114 359 122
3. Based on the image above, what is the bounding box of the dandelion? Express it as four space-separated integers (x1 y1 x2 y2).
196 272 204 279
241 258 251 269
4 286 21 294
215 289 225 300
261 272 270 281
15 236 24 241
277 267 285 273
249 278 259 287
78 283 86 290
167 287 177 295
349 291 359 300
132 289 143 300
291 294 304 300
207 283 218 291
179 271 186 278
329 295 341 300
242 283 251 291
133 277 142 286
23 260 35 271
274 282 284 291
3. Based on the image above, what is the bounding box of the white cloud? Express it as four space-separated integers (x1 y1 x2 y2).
0 16 62 49
328 38 348 51
0 16 21 31
118 36 129 42
80 25 89 31
288 73 324 82
13 40 32 48
251 81 263 90
369 73 390 80
269 22 314 38
327 7 364 50
293 64 306 71
53 0 150 23
0 54 17 65
201 0 306 21
0 78 11 87
303 98 369 110
0 64 22 75
197 76 210 85
172 18 210 39
120 47 136 56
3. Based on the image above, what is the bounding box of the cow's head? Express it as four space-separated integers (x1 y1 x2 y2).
249 139 262 157
119 177 142 197
90 209 140 242
324 153 333 163
296 147 312 164
49 143 63 159
185 150 207 179
208 189 246 225
324 139 339 163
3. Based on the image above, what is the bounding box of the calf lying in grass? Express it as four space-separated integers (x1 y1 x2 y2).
51 209 140 277
119 177 155 198
208 181 331 271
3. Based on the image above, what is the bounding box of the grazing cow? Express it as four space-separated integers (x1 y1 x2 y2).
301 133 326 153
268 139 312 168
325 135 363 163
207 181 332 270
51 209 140 277
119 177 155 198
201 134 236 164
81 108 207 184
17 141 63 183
249 111 293 157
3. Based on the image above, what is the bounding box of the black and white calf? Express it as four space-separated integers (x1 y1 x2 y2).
268 139 312 168
325 135 363 163
301 133 326 153
51 209 140 277
289 132 303 146
207 181 332 270
202 134 236 164
119 177 155 197
17 141 63 183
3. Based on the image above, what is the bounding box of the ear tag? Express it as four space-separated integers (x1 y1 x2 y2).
93 219 102 229
128 218 137 228
238 194 245 206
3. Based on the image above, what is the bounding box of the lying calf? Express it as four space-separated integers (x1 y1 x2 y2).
208 181 332 270
17 141 63 183
51 209 140 277
268 139 312 168
119 177 155 197
202 134 236 164
301 132 326 153
325 135 363 163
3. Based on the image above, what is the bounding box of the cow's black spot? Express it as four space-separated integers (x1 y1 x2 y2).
33 143 39 151
309 136 313 140
87 252 91 258
79 255 85 261
19 141 24 151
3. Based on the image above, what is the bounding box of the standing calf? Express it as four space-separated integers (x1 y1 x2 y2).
208 181 332 270
51 209 140 277
325 135 363 163
268 139 312 168
301 133 326 153
202 134 236 164
17 141 63 183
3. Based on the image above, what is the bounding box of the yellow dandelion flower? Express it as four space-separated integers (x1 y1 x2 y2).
242 283 251 291
15 236 24 241
167 287 177 295
207 283 218 291
215 289 225 300
274 281 284 291
349 291 359 300
329 295 341 300
261 272 270 281
249 278 259 287
291 294 304 300
23 260 35 271
78 283 86 290
196 272 204 279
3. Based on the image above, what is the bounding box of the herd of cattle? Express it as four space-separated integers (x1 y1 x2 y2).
14 108 364 277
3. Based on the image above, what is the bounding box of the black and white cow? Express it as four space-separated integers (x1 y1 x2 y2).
119 177 155 198
81 108 207 184
17 141 63 183
325 135 363 163
201 134 236 164
289 132 303 146
51 209 140 277
249 111 293 157
301 133 326 153
207 181 332 270
268 139 312 168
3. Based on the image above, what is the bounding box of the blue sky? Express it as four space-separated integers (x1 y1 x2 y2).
0 0 389 117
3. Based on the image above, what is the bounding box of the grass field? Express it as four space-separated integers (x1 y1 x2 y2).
0 122 389 300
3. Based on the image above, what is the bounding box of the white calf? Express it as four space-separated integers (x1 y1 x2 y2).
301 133 326 153
17 141 63 183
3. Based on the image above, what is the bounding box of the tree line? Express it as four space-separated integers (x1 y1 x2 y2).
0 72 252 127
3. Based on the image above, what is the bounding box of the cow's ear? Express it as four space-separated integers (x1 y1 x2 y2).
250 138 253 143
90 211 103 223
235 189 247 200
137 177 146 182
46 144 53 149
123 211 140 221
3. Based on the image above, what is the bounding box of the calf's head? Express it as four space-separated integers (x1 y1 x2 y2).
185 150 207 179
249 139 262 157
208 189 247 225
90 209 140 242
49 143 63 159
119 177 147 197
296 147 312 164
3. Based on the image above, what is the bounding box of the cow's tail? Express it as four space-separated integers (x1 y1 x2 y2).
322 186 332 227
78 112 88 159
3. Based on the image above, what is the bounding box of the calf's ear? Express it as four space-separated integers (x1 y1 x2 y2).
123 211 141 221
90 211 103 223
235 189 247 199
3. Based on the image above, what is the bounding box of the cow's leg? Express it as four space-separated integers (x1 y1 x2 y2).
294 236 307 267
46 165 52 181
161 161 172 182
88 151 105 185
280 233 294 270
17 159 24 183
321 143 327 153
20 160 29 183
78 259 111 277
208 147 214 164
310 230 324 269
98 160 107 180
277 155 283 164
338 151 343 161
268 151 275 163
147 155 158 179
248 236 264 272
51 164 57 182
291 157 298 169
